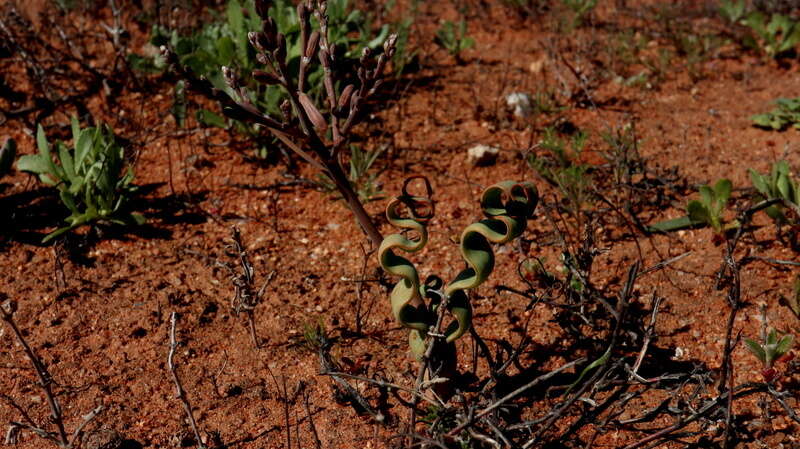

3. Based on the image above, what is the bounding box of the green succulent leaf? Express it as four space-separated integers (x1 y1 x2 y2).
647 215 697 232
687 200 710 224
378 178 537 360
744 338 767 364
775 334 794 356
17 154 51 175
24 118 144 242
714 179 732 203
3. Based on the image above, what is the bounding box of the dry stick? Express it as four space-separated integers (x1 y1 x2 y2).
630 292 663 377
406 289 451 446
1 301 68 447
319 371 438 406
622 383 768 449
527 262 639 446
302 388 322 449
446 357 586 438
167 312 207 449
315 340 385 422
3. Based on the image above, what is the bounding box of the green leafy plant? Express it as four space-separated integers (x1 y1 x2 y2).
317 144 385 202
17 119 144 242
0 138 16 179
167 0 399 247
719 0 747 24
136 0 389 137
742 11 800 58
745 328 794 382
752 97 800 131
649 179 738 236
749 160 800 224
434 20 474 64
781 275 800 319
378 178 537 375
600 123 644 185
528 128 592 230
562 0 597 29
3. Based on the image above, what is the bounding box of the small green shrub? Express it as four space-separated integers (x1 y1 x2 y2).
749 160 800 224
317 144 385 202
745 328 794 382
742 11 800 58
649 179 738 235
752 98 800 131
562 0 597 29
134 0 390 138
378 178 537 369
434 19 474 63
528 128 591 229
719 0 747 24
17 119 144 242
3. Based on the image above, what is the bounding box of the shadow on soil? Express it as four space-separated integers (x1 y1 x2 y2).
0 183 208 262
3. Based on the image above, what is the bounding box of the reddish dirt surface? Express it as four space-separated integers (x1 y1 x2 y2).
1 1 799 448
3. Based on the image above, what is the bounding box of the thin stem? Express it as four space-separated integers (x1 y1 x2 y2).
1 303 69 447
167 312 206 449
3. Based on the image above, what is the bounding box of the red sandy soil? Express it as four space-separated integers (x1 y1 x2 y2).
0 1 798 448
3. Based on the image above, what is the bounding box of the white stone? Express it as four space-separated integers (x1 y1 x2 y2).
467 144 500 167
506 92 532 118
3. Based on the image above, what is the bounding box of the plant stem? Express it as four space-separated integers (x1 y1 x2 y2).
167 312 206 449
324 161 383 247
1 303 69 447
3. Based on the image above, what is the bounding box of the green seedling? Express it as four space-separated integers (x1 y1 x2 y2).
752 97 800 131
0 138 16 179
434 20 474 63
378 178 537 369
649 179 738 236
562 0 597 28
742 11 800 58
17 119 144 242
719 0 747 24
781 275 800 320
528 127 592 230
745 328 794 382
749 160 800 224
317 144 385 202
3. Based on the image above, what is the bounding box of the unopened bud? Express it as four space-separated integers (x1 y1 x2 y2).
297 2 308 21
279 100 291 120
275 33 286 61
298 92 327 132
255 0 270 19
349 91 360 114
369 79 383 96
305 31 320 58
222 66 238 88
338 84 354 110
385 33 398 52
327 43 336 62
252 70 280 85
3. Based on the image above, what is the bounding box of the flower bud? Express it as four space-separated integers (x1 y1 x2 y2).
298 92 327 132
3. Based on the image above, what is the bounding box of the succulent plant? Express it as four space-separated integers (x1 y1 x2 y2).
378 178 538 361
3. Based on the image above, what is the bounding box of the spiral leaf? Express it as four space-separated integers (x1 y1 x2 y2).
378 176 435 335
443 181 538 342
379 179 537 359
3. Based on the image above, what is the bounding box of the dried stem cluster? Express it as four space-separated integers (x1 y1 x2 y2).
167 0 398 247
